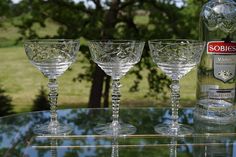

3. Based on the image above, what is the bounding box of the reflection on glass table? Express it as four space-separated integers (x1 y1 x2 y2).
1 108 236 157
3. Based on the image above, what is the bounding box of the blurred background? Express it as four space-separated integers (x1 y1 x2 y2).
0 0 207 116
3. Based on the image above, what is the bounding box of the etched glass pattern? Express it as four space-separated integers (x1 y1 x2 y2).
25 39 79 78
24 39 80 135
89 40 144 79
89 40 144 135
149 40 204 80
201 0 236 33
149 39 205 136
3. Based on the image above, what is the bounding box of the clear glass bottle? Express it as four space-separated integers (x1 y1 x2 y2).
194 0 236 124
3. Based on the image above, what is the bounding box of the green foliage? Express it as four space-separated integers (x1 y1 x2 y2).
181 0 207 38
0 86 14 117
32 86 50 111
0 0 12 17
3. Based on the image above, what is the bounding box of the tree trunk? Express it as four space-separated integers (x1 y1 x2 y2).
88 65 105 108
88 0 120 108
103 76 111 108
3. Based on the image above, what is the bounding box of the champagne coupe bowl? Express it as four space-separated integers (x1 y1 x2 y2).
89 40 144 135
24 39 80 135
148 39 204 136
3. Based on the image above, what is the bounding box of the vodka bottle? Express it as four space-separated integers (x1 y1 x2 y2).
194 0 236 124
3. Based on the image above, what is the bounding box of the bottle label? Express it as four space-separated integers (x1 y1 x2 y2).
201 85 219 92
208 88 235 100
213 55 236 82
207 41 236 54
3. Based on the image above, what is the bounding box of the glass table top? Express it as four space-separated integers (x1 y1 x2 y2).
0 108 236 157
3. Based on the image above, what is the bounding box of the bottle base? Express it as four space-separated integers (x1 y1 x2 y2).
193 108 236 125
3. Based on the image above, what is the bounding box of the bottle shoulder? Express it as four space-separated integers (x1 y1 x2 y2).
200 0 236 34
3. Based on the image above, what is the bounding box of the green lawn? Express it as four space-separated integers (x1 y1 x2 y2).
0 46 197 113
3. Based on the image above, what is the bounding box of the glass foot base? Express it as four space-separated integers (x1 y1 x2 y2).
94 122 136 135
33 122 72 136
154 124 193 136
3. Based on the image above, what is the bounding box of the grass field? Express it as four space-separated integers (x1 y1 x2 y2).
0 46 197 113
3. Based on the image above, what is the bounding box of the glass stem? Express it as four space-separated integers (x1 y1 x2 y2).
170 80 180 132
169 137 177 157
48 78 59 128
111 135 119 157
51 138 58 157
111 79 121 127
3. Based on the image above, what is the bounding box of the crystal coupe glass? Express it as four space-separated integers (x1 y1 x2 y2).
89 40 144 135
24 39 80 135
148 39 204 136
